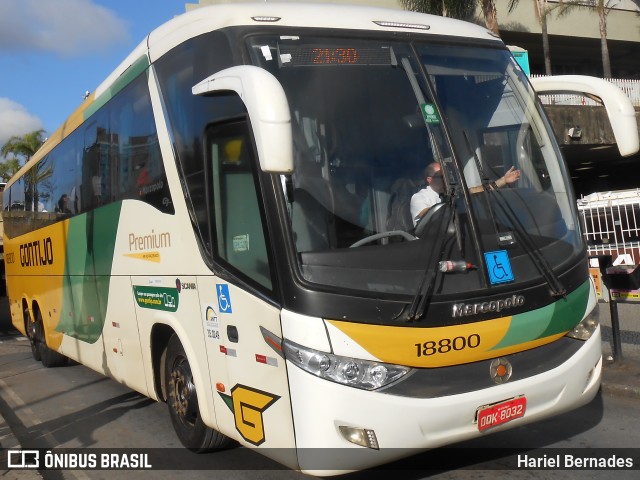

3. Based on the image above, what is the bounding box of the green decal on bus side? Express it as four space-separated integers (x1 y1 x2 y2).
133 286 180 312
56 203 122 343
490 280 590 350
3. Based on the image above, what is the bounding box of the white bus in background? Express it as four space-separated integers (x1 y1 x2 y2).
3 3 638 474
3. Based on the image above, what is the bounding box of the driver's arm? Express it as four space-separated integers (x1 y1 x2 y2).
469 166 521 194
414 206 431 223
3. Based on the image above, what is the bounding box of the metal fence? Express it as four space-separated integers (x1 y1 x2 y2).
578 189 640 266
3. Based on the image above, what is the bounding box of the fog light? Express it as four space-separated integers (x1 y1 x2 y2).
339 426 379 450
566 304 599 341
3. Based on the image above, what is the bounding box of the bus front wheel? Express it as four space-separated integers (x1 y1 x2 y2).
165 334 232 451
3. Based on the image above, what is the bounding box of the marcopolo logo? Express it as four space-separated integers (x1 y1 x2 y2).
452 295 525 318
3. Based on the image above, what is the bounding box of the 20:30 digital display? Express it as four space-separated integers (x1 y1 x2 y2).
312 47 358 64
278 45 392 67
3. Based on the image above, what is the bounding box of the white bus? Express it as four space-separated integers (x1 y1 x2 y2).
3 3 638 474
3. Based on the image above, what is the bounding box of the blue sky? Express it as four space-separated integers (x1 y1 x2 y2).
0 0 189 157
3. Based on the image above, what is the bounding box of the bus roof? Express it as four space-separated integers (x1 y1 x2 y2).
7 3 500 190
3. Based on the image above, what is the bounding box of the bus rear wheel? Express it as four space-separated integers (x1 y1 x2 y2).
165 334 232 451
35 309 68 368
25 308 41 362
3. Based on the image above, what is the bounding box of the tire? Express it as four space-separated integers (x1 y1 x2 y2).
165 334 232 451
35 309 68 368
25 308 41 362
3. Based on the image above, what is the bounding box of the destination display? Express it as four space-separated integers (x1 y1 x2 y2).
278 45 392 66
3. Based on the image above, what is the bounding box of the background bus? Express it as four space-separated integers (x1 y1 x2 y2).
2 3 637 474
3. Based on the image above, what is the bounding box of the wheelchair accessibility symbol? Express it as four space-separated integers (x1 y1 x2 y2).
217 284 233 313
484 250 514 285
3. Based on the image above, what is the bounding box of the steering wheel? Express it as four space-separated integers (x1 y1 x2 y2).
350 230 417 248
413 202 446 238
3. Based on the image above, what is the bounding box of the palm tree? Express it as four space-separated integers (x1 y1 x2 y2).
1 129 51 210
481 0 500 35
1 129 46 164
508 0 561 75
400 0 478 20
558 0 615 78
596 0 614 78
400 0 500 35
0 158 20 183
401 0 501 35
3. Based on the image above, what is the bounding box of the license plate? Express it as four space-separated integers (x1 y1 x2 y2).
476 396 526 432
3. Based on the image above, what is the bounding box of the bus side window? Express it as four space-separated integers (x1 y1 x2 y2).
83 114 110 210
206 120 273 291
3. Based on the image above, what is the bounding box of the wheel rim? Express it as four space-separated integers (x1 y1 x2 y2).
28 321 37 342
27 319 40 350
170 356 198 428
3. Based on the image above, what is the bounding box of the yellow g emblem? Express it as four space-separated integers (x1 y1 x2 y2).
220 385 279 446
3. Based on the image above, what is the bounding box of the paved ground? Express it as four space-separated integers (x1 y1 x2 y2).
595 299 640 399
2 297 639 479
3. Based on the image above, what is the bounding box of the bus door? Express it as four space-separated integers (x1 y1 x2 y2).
197 119 296 455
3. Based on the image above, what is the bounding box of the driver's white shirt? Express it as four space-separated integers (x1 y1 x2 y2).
410 186 441 226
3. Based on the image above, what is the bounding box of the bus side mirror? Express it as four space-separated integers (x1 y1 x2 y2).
531 75 639 157
192 66 294 173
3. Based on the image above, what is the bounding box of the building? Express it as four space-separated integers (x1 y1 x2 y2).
491 0 640 79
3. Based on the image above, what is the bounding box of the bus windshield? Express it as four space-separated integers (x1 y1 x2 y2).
248 34 583 297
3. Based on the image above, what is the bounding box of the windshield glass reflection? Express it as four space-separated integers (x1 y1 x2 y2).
248 34 582 296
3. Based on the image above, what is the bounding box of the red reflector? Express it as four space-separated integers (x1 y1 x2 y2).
220 345 227 354
215 383 225 392
256 354 267 364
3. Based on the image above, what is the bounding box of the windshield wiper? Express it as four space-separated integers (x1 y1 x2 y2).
405 197 455 321
462 129 508 246
491 189 567 297
462 131 566 297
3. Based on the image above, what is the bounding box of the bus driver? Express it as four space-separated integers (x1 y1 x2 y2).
410 162 521 227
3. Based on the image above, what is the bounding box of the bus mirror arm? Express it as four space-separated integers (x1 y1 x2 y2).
530 75 639 157
192 66 294 173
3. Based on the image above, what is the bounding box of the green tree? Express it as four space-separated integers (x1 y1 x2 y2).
1 129 46 165
0 129 51 209
0 158 20 183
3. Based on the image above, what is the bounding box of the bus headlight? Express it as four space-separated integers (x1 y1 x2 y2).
566 304 599 341
283 339 411 390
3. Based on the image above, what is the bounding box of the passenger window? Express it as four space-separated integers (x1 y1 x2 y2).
83 113 110 210
206 120 273 290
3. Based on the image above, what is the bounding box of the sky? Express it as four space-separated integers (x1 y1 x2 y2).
0 0 189 158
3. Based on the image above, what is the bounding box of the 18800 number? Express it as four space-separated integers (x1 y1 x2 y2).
415 334 481 357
